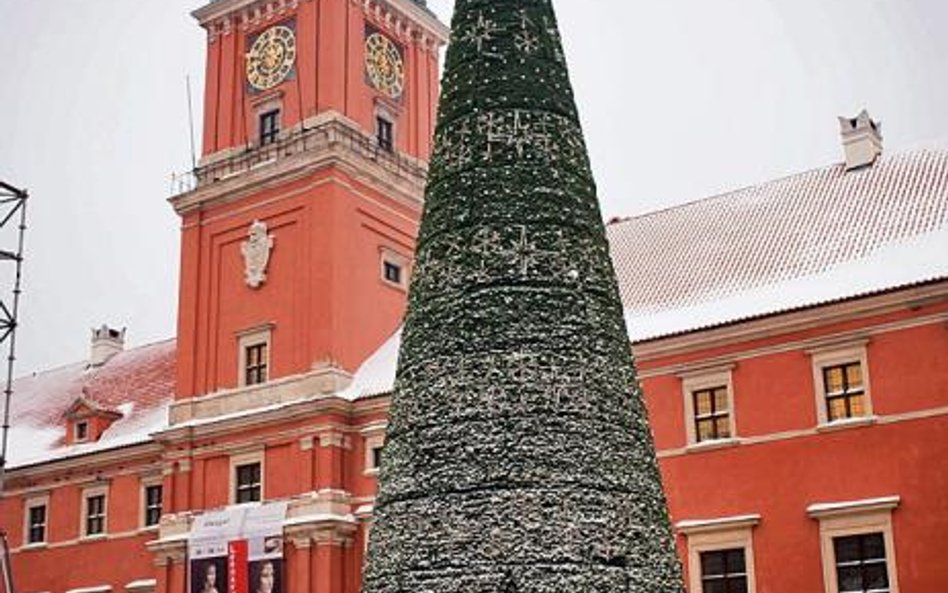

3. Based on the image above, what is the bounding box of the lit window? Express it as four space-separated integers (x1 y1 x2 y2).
245 342 269 386
86 494 106 536
823 363 866 422
833 533 890 593
235 462 262 503
76 421 89 442
27 504 46 545
260 109 280 146
700 548 748 593
679 366 737 448
809 341 874 428
377 116 394 152
144 485 163 527
693 386 731 443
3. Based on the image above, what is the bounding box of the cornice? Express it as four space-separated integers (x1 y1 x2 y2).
3 442 163 486
633 280 948 363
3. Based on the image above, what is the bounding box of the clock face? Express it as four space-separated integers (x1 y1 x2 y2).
246 25 297 92
365 33 405 99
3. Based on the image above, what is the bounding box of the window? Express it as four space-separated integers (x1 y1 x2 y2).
679 365 737 448
76 421 89 442
244 342 269 386
808 496 900 593
371 445 384 470
833 533 890 593
376 116 394 152
677 514 759 593
235 462 262 503
259 109 280 146
362 423 386 475
693 386 731 442
27 504 47 545
85 494 106 536
823 363 865 422
144 484 163 527
237 324 273 388
700 548 748 593
380 249 409 291
809 341 873 428
383 261 402 285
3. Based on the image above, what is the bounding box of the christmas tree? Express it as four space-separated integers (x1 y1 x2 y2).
362 0 685 591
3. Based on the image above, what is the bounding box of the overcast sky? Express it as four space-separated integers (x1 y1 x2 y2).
1 0 947 375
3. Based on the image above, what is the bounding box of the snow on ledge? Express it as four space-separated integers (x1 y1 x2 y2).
283 512 356 527
675 514 761 535
66 586 113 593
124 580 157 593
807 496 900 519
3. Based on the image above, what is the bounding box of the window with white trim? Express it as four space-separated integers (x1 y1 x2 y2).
237 325 273 388
808 496 900 593
808 341 873 427
144 484 163 527
676 514 759 593
380 248 409 291
230 450 265 504
82 488 108 537
25 498 48 545
679 365 738 447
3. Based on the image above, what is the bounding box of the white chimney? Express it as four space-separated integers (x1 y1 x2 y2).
839 109 883 171
90 325 125 367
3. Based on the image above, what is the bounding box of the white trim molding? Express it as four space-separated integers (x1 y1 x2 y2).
808 496 900 593
676 514 760 593
679 364 739 448
124 580 157 593
229 449 266 504
808 339 874 428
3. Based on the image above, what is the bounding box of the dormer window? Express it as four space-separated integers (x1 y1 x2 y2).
64 395 123 445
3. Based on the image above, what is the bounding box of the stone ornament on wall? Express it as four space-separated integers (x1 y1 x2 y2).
241 220 275 289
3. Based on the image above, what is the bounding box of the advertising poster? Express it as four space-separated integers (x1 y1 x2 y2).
189 502 288 593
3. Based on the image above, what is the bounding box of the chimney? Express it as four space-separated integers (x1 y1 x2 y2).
839 109 883 171
90 325 125 367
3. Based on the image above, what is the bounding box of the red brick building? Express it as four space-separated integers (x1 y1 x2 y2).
1 2 946 593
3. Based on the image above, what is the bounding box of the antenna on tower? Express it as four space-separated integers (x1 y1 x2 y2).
186 75 198 172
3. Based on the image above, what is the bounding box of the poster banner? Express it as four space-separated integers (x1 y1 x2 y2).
189 502 287 593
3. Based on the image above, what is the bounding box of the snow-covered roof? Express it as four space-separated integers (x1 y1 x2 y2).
609 148 948 340
6 339 175 469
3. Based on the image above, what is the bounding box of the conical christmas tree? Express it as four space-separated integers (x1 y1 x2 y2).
362 1 685 591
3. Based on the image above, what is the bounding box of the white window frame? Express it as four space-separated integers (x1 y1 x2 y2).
81 485 109 539
23 493 50 547
362 422 387 476
237 324 273 388
75 419 90 443
251 94 284 149
230 449 265 505
374 103 398 152
808 340 874 429
808 496 900 593
679 364 739 449
139 476 163 530
676 514 759 593
379 247 409 291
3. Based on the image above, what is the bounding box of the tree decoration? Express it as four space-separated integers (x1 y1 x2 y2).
362 1 686 591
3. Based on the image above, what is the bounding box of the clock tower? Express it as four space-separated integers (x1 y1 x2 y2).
168 0 448 423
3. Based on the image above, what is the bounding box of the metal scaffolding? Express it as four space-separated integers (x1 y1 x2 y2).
0 180 26 593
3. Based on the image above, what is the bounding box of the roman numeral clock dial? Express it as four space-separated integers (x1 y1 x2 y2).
246 25 297 92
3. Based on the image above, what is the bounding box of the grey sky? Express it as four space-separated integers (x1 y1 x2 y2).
0 0 946 375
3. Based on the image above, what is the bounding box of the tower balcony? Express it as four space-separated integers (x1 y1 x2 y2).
169 112 429 215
